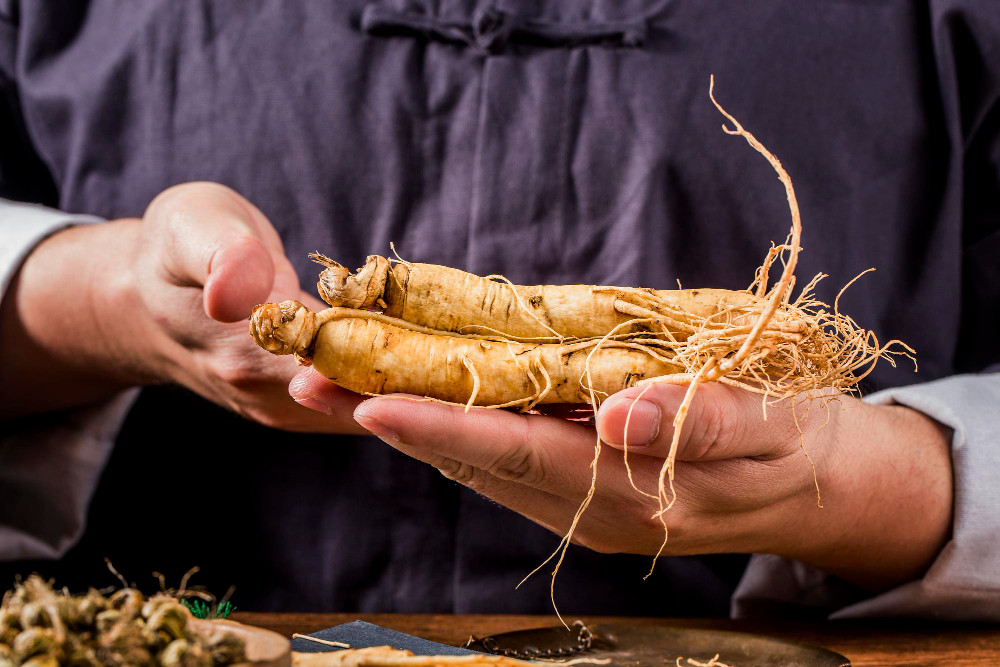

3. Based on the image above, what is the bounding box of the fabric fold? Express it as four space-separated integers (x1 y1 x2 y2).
360 4 646 53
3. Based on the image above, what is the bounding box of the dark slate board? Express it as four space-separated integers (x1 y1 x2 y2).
290 620 480 655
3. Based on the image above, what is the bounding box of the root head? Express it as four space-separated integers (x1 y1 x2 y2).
312 253 390 309
249 300 318 357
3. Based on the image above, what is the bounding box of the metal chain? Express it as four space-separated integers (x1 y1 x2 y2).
466 621 593 661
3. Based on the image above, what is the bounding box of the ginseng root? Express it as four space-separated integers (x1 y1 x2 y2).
248 76 913 625
312 252 769 342
251 300 683 409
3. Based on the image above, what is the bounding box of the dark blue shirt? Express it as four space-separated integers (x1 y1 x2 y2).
0 0 997 615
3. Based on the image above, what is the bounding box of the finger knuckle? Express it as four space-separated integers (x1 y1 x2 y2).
688 396 740 460
487 447 544 485
147 182 232 210
571 532 619 555
213 355 268 390
144 184 193 222
484 418 547 485
437 459 478 485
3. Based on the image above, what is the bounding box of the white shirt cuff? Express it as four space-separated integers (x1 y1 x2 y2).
732 373 1000 620
0 197 103 294
0 198 137 561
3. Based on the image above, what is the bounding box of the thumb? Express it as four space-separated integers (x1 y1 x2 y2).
202 237 275 322
596 382 800 462
147 183 277 322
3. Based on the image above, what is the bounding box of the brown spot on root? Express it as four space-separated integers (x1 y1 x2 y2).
384 263 409 319
371 369 387 394
624 371 644 388
529 295 543 307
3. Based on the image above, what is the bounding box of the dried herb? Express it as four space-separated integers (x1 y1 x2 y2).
0 575 245 666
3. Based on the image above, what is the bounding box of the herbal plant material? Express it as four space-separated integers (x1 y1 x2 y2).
250 77 911 618
0 575 246 666
676 655 733 667
181 600 236 621
292 646 609 666
251 80 905 415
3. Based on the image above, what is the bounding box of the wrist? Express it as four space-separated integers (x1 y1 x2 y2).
781 401 953 591
0 219 155 416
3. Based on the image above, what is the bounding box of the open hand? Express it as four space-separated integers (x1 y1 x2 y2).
310 379 955 591
124 183 367 431
1 182 364 431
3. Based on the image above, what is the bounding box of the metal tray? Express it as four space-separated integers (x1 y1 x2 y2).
474 623 850 667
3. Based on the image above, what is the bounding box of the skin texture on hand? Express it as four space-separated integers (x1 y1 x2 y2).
318 377 954 592
0 182 365 432
0 180 953 590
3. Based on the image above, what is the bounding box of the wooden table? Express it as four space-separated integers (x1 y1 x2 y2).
233 612 1000 666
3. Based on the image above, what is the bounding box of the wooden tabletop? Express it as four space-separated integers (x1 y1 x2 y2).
232 612 1000 666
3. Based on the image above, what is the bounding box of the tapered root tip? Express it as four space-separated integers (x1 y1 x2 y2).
249 299 318 357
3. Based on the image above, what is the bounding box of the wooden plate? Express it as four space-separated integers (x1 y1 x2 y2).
189 618 292 667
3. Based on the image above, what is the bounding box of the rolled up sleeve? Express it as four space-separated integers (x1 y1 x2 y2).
732 373 1000 621
0 198 137 561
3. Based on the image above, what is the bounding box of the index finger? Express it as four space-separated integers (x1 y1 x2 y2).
353 395 600 496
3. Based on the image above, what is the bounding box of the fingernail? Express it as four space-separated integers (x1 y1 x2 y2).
354 414 400 442
294 396 332 415
614 399 661 447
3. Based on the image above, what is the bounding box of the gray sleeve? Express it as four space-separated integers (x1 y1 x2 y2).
0 198 137 561
0 197 102 293
732 373 1000 621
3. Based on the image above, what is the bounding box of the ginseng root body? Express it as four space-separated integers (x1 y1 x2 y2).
251 300 682 407
314 254 763 341
248 77 914 626
312 314 682 406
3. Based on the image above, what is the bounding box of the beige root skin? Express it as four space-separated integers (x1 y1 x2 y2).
251 300 683 407
292 646 609 666
311 253 777 342
676 655 733 667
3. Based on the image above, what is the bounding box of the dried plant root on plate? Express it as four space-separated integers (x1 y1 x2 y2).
292 646 607 666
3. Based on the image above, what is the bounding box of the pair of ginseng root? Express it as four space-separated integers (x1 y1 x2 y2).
250 77 911 621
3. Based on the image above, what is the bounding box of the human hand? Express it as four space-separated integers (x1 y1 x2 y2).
341 382 952 590
1 182 363 431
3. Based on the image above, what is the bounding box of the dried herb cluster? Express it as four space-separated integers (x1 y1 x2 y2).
0 576 245 666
